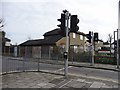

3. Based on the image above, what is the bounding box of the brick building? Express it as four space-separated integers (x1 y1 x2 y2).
19 28 86 58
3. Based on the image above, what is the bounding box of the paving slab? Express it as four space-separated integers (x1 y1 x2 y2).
42 83 56 88
49 78 64 85
101 84 112 88
82 83 91 88
65 80 86 88
89 81 104 88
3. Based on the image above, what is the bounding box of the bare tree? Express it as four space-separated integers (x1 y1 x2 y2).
108 34 113 55
0 18 4 29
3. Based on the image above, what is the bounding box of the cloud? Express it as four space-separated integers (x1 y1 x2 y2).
2 0 64 3
2 0 119 44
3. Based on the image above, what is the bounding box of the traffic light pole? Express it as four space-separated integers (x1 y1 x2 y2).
91 32 94 66
64 11 69 78
117 29 119 68
114 31 116 65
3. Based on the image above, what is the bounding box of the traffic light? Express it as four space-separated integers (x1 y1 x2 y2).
70 15 79 32
88 31 91 43
94 33 98 42
57 13 66 36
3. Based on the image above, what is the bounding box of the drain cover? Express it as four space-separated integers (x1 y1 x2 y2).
49 79 63 85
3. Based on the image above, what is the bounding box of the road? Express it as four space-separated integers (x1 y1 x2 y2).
2 56 119 83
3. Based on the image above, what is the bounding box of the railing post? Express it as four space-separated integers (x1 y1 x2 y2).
22 58 25 72
9 46 10 56
6 58 7 74
38 58 40 71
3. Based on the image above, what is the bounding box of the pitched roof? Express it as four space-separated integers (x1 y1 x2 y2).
43 28 86 36
19 35 63 46
43 28 60 36
76 31 86 36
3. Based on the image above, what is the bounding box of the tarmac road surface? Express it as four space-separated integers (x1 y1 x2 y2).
2 56 119 83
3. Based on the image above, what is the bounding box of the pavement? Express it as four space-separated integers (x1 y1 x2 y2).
2 72 119 89
9 56 120 72
1 56 120 89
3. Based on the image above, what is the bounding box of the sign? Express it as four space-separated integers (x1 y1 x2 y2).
93 51 95 56
98 50 110 54
5 42 10 46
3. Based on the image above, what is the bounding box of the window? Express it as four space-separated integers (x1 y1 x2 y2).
80 35 83 40
73 33 76 38
74 46 78 53
60 45 65 49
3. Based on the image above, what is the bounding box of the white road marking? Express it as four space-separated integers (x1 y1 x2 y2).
85 67 117 72
68 73 118 83
54 66 73 73
76 79 85 82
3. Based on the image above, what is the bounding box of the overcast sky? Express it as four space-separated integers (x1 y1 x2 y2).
1 0 119 44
